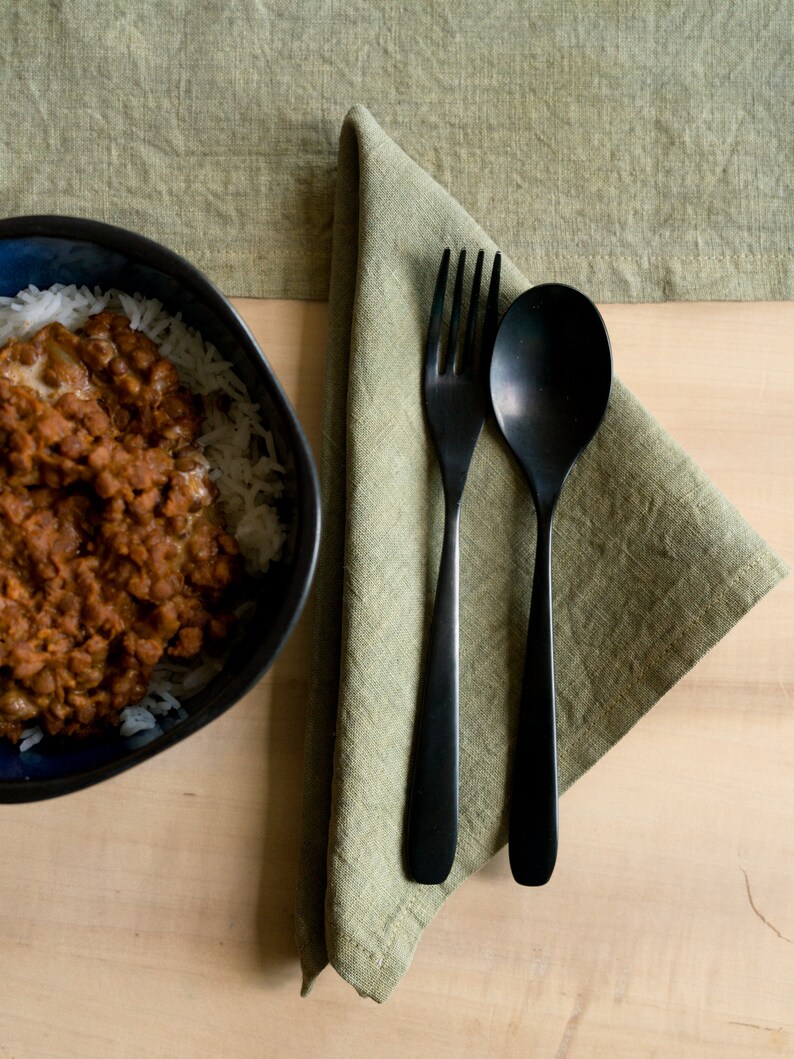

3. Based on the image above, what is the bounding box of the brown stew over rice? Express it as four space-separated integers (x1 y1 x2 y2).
0 311 242 743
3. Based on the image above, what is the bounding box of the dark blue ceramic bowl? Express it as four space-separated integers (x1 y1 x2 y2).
0 215 320 801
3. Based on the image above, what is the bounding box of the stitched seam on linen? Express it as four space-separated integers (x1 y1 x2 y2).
335 928 382 965
334 881 427 975
564 551 774 755
333 894 424 976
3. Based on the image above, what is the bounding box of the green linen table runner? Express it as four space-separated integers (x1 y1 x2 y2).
295 106 787 1002
1 1 791 303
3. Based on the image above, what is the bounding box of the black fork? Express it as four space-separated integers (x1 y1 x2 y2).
407 247 501 884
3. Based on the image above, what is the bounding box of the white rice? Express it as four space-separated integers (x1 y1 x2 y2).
0 284 286 746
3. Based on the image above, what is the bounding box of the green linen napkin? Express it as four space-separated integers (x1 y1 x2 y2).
295 106 788 1003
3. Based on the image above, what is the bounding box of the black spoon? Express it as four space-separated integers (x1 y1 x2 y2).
489 283 612 886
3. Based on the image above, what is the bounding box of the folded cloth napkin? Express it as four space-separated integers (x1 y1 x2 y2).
295 105 788 1003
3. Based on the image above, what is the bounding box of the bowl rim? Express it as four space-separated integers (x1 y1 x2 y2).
0 214 321 801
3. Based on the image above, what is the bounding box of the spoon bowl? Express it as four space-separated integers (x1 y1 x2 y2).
490 283 612 885
491 284 612 505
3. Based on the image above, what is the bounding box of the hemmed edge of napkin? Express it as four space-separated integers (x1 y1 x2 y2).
295 105 398 999
294 109 366 997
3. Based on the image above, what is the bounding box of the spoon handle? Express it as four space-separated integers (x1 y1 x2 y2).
509 509 559 886
407 496 460 884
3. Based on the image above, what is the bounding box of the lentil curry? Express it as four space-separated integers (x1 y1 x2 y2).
0 312 241 743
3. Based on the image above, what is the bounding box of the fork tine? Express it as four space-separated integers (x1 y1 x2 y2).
480 251 502 382
444 248 466 375
426 248 451 376
458 249 484 375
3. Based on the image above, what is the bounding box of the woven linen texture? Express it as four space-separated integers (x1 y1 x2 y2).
2 1 791 302
294 108 788 1002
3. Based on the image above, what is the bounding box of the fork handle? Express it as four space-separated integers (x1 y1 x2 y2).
407 495 461 884
508 507 559 886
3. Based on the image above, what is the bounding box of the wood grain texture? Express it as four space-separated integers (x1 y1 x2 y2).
0 298 790 1058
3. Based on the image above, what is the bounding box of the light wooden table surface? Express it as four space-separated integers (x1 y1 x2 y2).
0 299 791 1059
